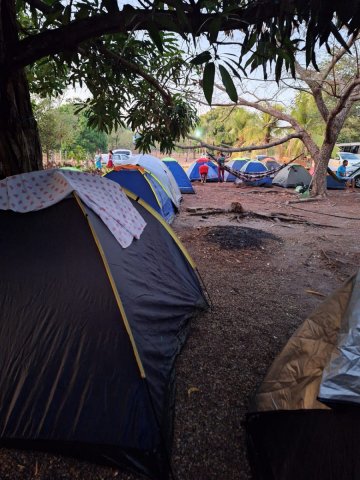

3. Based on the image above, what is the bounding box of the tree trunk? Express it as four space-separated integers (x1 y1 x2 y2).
0 0 42 180
310 147 331 197
310 106 353 197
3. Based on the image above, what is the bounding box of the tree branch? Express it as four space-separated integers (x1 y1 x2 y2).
95 44 173 105
215 82 305 132
295 62 329 121
8 8 252 69
321 34 358 81
177 133 302 152
325 78 360 141
25 0 60 14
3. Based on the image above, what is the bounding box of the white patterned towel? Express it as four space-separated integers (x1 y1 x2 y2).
0 169 146 248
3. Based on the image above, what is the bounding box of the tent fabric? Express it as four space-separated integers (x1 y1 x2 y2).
224 159 249 182
264 160 281 170
0 169 145 248
326 167 346 189
246 273 360 480
0 188 207 479
240 160 268 174
272 164 311 188
162 158 195 194
186 159 219 182
319 272 360 406
246 409 360 480
132 154 182 207
327 175 346 189
235 161 271 187
105 167 176 224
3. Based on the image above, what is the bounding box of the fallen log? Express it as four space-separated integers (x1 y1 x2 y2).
244 211 339 228
286 198 323 204
189 209 228 216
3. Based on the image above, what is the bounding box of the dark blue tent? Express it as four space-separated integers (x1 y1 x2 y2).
327 175 346 190
0 171 207 480
105 167 176 223
162 158 195 193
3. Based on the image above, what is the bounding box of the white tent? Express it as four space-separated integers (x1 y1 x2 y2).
132 154 182 207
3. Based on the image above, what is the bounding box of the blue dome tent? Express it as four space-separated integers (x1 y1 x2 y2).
105 166 177 224
224 158 250 182
132 154 182 207
186 158 219 182
162 158 195 193
239 160 272 187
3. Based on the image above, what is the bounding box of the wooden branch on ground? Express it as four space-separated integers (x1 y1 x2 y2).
186 206 339 228
286 198 324 204
306 289 326 297
244 211 339 228
187 207 228 216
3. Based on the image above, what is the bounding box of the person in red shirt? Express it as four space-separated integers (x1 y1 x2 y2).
106 150 114 169
199 164 209 183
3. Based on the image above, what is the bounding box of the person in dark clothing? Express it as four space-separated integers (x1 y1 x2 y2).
217 152 226 182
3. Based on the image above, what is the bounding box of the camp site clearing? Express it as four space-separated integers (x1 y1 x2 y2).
0 183 359 480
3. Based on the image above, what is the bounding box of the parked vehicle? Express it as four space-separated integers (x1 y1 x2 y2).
100 152 132 166
351 167 360 188
113 148 132 157
328 152 360 175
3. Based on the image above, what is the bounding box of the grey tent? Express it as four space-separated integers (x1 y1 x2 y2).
0 170 207 480
246 271 360 480
272 164 311 188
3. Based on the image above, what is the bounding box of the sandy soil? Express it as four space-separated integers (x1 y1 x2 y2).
0 182 359 480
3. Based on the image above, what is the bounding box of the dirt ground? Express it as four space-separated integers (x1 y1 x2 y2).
1 182 359 480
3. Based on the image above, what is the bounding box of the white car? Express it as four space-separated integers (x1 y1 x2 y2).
113 149 132 157
329 152 360 174
100 152 132 166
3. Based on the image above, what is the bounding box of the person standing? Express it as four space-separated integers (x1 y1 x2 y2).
106 150 114 169
95 150 102 171
336 160 355 192
217 152 226 182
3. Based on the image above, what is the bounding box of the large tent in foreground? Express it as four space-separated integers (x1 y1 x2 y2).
246 271 360 480
0 170 207 480
162 158 195 194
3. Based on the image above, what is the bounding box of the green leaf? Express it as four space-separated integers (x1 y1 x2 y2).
208 16 222 43
275 56 283 83
62 5 71 24
190 51 212 65
219 65 238 103
203 62 215 105
224 61 241 81
329 22 350 51
147 25 163 53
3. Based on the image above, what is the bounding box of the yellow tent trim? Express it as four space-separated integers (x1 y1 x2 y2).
73 193 146 379
145 170 173 201
124 188 196 269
